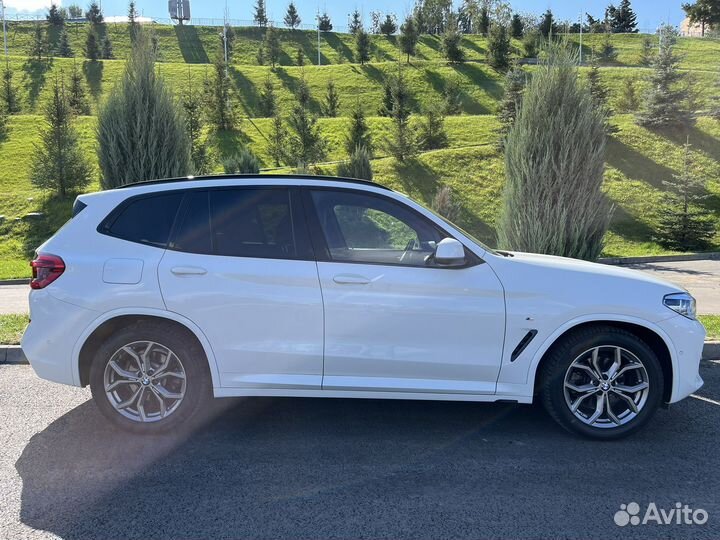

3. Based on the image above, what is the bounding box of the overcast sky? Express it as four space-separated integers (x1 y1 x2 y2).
3 0 686 32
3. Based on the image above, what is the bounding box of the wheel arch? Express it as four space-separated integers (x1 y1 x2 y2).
530 318 675 404
73 309 220 389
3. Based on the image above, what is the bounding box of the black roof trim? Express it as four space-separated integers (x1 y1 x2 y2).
116 173 393 191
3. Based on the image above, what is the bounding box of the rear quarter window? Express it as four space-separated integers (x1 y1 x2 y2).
100 192 183 248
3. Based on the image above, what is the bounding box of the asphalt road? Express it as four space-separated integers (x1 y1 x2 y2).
1 362 719 539
2 259 720 315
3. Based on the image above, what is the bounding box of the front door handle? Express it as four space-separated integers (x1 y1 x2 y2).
333 274 370 285
171 266 207 276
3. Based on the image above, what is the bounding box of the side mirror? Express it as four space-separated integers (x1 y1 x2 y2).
433 238 466 266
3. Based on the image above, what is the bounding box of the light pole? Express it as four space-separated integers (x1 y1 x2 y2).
1 0 8 60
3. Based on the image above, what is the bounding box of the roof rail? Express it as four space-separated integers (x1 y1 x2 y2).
116 173 393 191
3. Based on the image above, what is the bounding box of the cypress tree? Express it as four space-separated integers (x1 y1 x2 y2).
497 66 526 138
498 43 611 260
128 1 139 42
487 24 511 71
223 147 261 173
345 100 373 155
356 28 371 65
432 186 460 222
31 78 91 197
384 67 416 162
259 75 278 117
323 80 340 117
338 145 373 181
97 33 191 188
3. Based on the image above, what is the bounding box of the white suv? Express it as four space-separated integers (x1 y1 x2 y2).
22 175 705 439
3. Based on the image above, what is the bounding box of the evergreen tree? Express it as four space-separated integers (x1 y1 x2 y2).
182 73 211 175
265 26 281 68
587 62 610 110
267 110 287 166
349 10 363 35
522 29 541 58
597 32 618 63
442 26 464 63
58 28 73 57
85 29 100 61
379 15 398 35
636 29 692 129
384 68 416 162
207 58 235 131
337 144 373 180
284 2 301 29
31 78 91 197
498 43 611 260
97 33 191 187
256 45 266 65
30 24 47 61
399 16 419 64
297 75 311 108
323 80 340 117
613 0 638 33
287 104 327 166
253 0 268 27
67 63 90 115
639 36 655 66
67 4 83 17
355 28 371 65
296 47 305 66
539 9 556 37
419 101 449 150
443 76 463 115
0 100 8 141
656 140 715 251
85 2 104 24
223 147 261 173
487 24 511 71
497 66 526 138
318 12 333 31
47 3 65 26
345 100 372 155
380 75 394 116
259 75 278 117
478 7 490 35
511 14 524 38
616 77 640 113
1 66 20 114
682 0 720 38
128 1 139 42
102 35 114 59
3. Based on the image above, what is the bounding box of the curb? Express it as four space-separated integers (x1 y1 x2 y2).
0 279 29 286
599 252 720 266
2 342 720 366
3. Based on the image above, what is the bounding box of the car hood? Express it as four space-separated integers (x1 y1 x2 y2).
499 251 685 293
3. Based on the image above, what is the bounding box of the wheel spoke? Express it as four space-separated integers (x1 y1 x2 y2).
572 363 600 382
116 387 142 410
121 346 143 371
157 371 185 380
140 342 156 373
612 388 640 413
153 352 179 377
586 393 605 424
109 361 140 381
137 388 147 421
605 394 621 425
606 348 622 380
149 387 167 418
614 382 649 394
610 363 643 382
153 383 183 401
570 390 596 413
565 382 597 394
106 379 136 392
590 348 604 380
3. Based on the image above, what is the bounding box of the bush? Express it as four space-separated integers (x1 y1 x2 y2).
97 33 190 188
223 147 261 174
497 42 611 260
337 145 373 181
418 102 449 150
432 186 460 222
487 25 511 71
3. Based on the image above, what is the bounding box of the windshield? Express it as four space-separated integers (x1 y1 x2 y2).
420 203 498 255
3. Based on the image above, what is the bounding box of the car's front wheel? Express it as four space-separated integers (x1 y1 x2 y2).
540 326 664 440
89 321 211 434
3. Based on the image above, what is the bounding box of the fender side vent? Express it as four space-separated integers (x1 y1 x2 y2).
510 330 538 362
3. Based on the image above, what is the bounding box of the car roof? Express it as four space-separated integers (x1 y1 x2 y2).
115 174 393 192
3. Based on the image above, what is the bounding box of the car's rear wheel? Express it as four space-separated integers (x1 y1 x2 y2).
89 321 211 434
540 326 664 440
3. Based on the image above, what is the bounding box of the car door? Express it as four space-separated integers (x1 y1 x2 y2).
304 187 506 394
158 187 324 389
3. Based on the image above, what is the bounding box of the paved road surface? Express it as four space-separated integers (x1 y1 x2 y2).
1 362 719 539
2 260 719 315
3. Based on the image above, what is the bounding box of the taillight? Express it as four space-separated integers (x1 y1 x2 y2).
30 253 65 290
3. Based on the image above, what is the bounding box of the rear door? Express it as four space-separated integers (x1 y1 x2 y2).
158 187 324 389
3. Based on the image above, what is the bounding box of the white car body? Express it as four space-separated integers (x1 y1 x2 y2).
22 176 705 409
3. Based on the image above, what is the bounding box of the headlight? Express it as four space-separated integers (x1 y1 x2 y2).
663 292 697 319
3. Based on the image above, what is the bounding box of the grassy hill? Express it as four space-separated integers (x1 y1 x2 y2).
0 23 719 279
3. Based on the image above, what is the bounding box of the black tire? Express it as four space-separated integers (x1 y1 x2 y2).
539 326 664 440
89 320 211 434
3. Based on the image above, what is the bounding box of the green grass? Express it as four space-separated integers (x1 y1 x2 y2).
699 315 720 341
0 314 28 345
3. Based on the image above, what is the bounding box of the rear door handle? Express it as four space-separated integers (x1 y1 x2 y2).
171 266 207 276
333 274 370 285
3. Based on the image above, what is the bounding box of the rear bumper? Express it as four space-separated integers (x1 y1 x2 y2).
657 314 705 403
21 290 97 387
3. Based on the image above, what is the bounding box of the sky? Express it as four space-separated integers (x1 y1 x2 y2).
3 0 687 32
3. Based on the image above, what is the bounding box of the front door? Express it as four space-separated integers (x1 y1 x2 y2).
305 188 506 394
158 187 324 389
